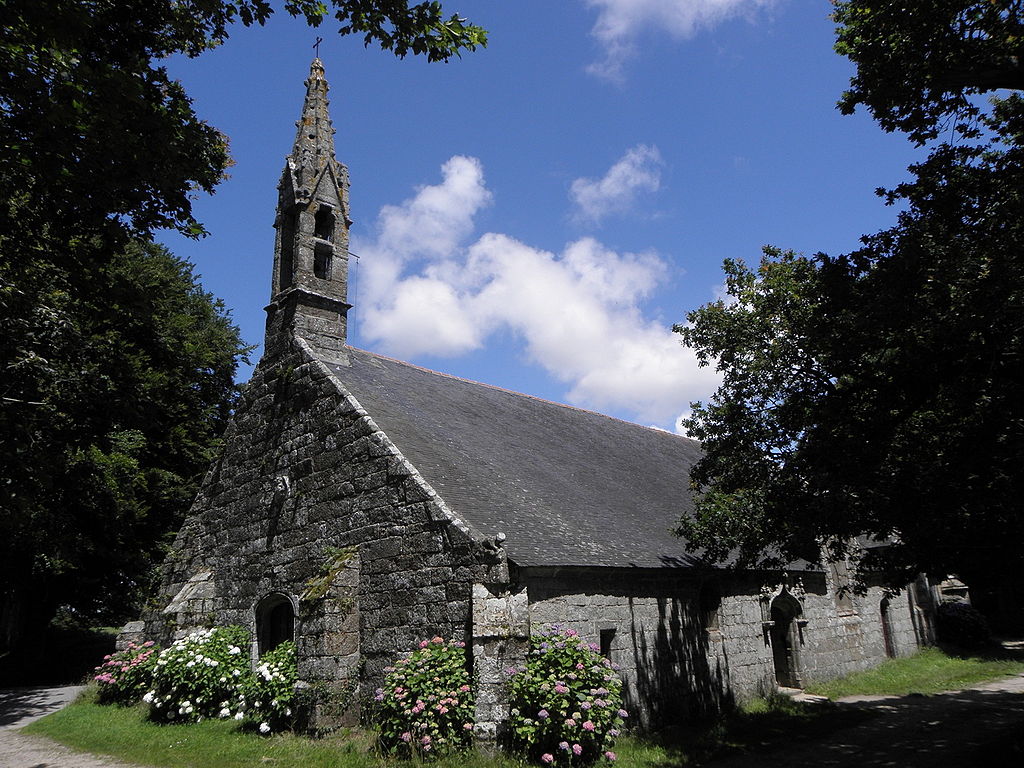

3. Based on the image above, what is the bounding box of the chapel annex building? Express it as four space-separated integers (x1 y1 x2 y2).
130 59 932 734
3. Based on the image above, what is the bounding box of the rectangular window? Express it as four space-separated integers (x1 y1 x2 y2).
599 628 616 660
314 244 332 280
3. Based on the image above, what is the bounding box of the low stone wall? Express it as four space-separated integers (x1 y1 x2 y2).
521 566 922 729
522 567 729 729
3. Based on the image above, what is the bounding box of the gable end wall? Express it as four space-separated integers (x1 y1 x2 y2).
143 337 502 725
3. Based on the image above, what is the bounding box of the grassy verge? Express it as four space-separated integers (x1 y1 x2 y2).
24 648 1024 768
804 646 1024 699
24 691 523 768
22 688 858 768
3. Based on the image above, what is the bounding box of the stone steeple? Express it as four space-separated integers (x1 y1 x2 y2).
265 58 352 364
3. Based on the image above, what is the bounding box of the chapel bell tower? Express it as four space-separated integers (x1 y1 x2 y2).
265 57 352 364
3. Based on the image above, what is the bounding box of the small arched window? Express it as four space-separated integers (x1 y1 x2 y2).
256 593 295 656
314 206 335 242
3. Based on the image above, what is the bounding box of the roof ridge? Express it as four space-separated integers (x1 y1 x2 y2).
341 345 697 443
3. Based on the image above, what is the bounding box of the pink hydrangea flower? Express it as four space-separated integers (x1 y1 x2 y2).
583 720 595 731
605 751 617 761
572 744 583 756
541 754 554 764
565 718 576 727
559 742 570 751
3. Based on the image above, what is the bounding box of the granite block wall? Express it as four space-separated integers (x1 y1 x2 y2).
522 568 731 729
522 566 922 728
141 337 498 727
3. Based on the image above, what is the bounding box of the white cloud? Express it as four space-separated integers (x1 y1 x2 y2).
584 0 777 81
354 156 720 429
569 145 663 224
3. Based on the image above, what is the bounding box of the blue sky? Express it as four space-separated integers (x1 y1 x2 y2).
157 0 924 432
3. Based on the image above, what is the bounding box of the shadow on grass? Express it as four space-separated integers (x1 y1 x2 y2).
938 637 1024 662
620 695 879 767
628 684 1024 768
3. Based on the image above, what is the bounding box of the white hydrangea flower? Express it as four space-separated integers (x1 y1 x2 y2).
142 691 154 703
259 722 271 734
234 712 244 721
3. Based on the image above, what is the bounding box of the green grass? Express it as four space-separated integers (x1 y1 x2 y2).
25 649 1024 768
26 694 380 768
805 646 1024 699
24 691 524 768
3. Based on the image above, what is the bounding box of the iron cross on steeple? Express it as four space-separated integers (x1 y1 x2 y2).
313 37 323 58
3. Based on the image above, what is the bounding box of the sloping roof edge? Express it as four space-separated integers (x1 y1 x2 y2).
292 336 489 548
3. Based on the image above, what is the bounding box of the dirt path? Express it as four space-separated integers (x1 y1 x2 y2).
0 686 144 768
710 672 1024 767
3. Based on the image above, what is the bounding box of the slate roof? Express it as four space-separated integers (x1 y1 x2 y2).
326 347 705 570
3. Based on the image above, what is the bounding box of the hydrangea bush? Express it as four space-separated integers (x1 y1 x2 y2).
507 625 627 766
239 640 298 732
374 636 475 756
144 626 251 724
93 641 159 705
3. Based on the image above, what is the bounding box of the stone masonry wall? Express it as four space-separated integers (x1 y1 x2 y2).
142 336 500 727
523 567 921 729
523 568 730 730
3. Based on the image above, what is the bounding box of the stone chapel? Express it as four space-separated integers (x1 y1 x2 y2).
129 59 933 735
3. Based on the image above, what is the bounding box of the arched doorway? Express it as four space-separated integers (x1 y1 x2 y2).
256 593 295 656
770 592 802 688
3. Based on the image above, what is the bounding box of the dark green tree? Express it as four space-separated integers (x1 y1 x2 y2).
678 2 1024 628
678 138 1024 585
833 0 1024 144
1 240 251 666
0 0 485 670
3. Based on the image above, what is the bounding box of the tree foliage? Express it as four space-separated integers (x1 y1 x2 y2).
678 2 1024 618
0 0 486 244
678 139 1024 586
833 0 1024 144
0 0 484 670
0 240 250 663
